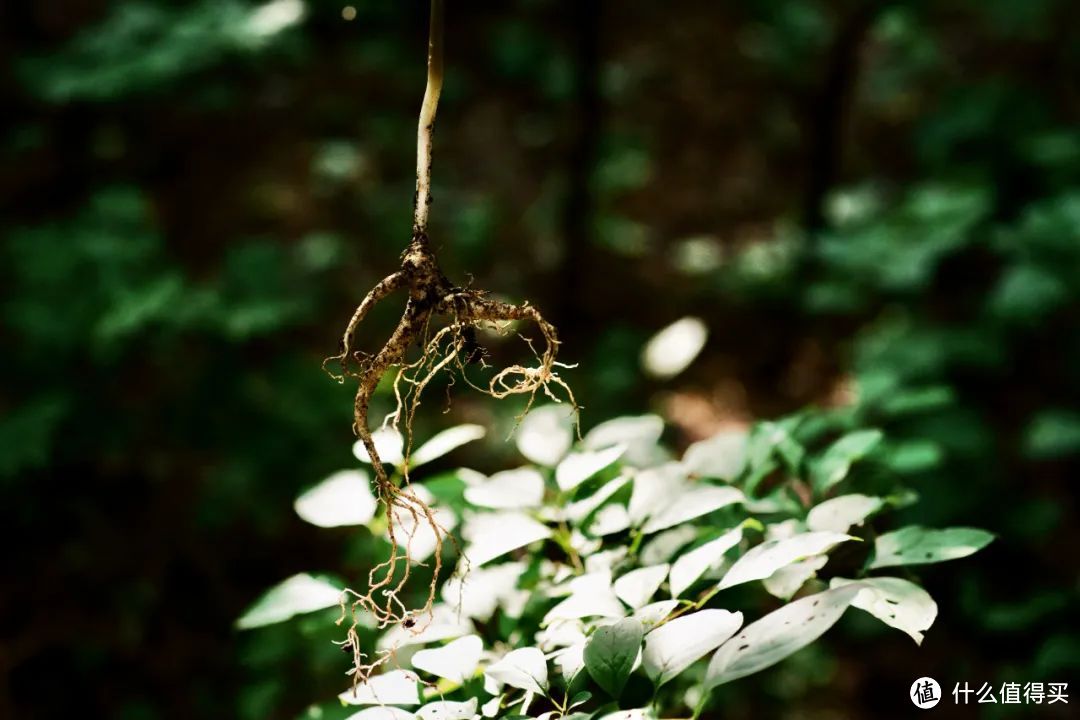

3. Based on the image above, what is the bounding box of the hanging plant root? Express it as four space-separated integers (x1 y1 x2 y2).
325 231 576 689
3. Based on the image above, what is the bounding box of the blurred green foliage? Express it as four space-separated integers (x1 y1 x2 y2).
1 0 1078 718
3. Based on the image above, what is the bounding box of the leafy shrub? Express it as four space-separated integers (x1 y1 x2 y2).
239 406 991 719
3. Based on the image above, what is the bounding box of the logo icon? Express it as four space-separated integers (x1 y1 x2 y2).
912 677 942 709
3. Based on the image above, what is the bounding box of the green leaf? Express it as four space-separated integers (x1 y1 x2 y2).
831 577 938 645
717 531 855 590
235 573 341 629
811 430 883 492
705 584 862 688
869 526 993 569
584 618 644 698
642 609 742 687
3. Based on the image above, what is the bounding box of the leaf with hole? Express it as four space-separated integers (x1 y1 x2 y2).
705 584 861 688
415 699 478 720
869 526 994 569
831 576 937 644
806 494 883 533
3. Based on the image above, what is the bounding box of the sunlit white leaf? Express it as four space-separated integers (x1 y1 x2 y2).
480 695 501 718
669 526 743 597
870 526 994 569
584 415 666 466
806 494 884 533
378 605 473 649
464 467 545 510
235 573 341 629
639 526 698 565
831 577 938 645
614 564 669 609
641 486 744 534
463 512 552 567
633 600 679 630
485 647 549 694
345 708 416 720
642 609 743 687
553 642 586 679
718 531 855 590
642 317 708 379
544 571 626 624
411 635 483 683
585 546 630 574
596 710 655 720
628 464 686 524
762 555 828 600
415 699 478 720
705 585 861 688
442 562 525 621
556 445 626 492
536 619 587 651
682 431 749 482
411 425 486 468
338 670 421 706
245 0 305 39
566 475 631 523
588 504 632 536
353 426 405 466
294 470 376 528
516 404 575 466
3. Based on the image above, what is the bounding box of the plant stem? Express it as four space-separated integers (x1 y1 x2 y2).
413 0 444 238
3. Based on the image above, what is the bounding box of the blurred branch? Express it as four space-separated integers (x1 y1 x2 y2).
413 0 444 237
802 1 891 235
557 0 602 329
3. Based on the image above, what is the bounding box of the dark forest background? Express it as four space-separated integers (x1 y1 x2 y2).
2 0 1079 718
